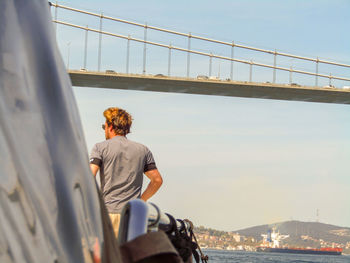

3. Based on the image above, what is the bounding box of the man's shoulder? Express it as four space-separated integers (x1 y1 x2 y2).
93 139 109 149
126 138 150 151
93 137 151 153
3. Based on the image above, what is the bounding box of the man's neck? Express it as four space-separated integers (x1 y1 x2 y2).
109 133 124 139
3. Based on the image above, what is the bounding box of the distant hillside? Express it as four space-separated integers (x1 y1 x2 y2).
234 220 350 245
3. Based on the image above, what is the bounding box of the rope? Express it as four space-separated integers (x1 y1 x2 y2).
184 219 208 263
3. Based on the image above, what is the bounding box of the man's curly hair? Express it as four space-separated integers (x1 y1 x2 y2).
103 107 133 136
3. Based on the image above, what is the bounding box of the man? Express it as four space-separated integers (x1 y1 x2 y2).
89 107 163 238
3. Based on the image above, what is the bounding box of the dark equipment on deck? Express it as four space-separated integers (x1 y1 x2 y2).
119 200 208 263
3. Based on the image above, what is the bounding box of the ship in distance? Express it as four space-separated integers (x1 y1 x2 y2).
256 228 342 256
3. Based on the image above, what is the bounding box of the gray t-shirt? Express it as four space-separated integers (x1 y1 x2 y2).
89 136 157 213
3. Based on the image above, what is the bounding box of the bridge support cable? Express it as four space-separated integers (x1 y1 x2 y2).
126 35 131 74
273 50 277 83
250 60 253 82
53 19 350 84
316 58 319 87
230 41 234 81
84 25 88 69
98 13 103 72
168 44 172 77
143 23 147 75
329 74 333 86
209 53 213 77
187 33 191 78
66 42 71 69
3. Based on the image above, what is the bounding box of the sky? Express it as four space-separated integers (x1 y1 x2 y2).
53 0 350 231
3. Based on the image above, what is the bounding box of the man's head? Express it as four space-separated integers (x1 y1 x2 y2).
103 107 133 139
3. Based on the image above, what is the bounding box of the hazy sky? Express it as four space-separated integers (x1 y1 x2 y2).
53 0 350 231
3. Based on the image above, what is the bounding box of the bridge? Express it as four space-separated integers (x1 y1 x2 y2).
50 2 350 104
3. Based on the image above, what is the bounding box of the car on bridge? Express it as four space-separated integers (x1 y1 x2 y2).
323 85 336 89
197 75 209 80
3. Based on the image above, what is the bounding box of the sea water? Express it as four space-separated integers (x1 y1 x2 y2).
202 249 350 263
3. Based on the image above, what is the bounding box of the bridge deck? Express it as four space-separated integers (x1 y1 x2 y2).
69 70 350 105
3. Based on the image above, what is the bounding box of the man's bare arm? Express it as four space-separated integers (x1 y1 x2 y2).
141 169 163 201
90 164 100 177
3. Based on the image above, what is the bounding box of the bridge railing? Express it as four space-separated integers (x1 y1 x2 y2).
50 2 350 88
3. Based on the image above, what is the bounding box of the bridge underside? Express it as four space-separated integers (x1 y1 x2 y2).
69 71 350 105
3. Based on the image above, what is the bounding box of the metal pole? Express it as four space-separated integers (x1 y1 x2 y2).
289 66 293 84
273 49 276 83
84 26 88 69
209 53 212 76
187 33 191 78
329 73 332 86
168 44 172 77
143 23 147 75
126 35 130 74
315 57 319 86
250 60 253 82
98 13 103 72
230 41 234 80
